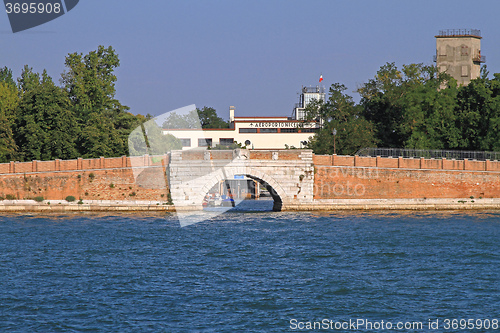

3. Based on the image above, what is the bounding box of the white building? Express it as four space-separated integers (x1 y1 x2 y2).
162 106 319 150
163 89 323 150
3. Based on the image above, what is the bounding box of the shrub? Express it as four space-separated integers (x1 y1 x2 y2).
0 196 4 201
129 192 136 197
77 199 84 205
88 173 95 180
5 194 16 200
34 196 44 202
65 195 76 202
110 183 115 188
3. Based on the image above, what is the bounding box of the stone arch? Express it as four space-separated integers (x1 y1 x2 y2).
197 166 287 211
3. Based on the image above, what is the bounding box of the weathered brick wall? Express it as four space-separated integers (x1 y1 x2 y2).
314 156 500 200
0 168 169 201
0 155 170 201
1 153 499 202
313 154 500 172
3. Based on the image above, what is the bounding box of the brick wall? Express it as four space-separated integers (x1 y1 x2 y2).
314 155 500 200
313 154 500 171
1 153 499 202
0 155 170 201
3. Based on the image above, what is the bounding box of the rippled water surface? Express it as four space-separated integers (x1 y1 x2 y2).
1 210 500 332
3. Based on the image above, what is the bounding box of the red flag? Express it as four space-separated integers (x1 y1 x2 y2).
319 75 323 83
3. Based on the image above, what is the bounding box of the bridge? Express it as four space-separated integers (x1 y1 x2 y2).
167 149 314 211
1 149 500 216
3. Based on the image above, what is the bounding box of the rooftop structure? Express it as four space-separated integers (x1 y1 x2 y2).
435 28 485 86
292 86 326 120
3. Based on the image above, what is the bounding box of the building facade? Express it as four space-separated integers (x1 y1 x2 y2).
163 86 324 150
435 29 485 86
162 106 319 150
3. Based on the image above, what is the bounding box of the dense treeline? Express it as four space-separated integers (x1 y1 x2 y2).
2 48 499 162
0 45 231 163
0 46 148 163
306 63 500 155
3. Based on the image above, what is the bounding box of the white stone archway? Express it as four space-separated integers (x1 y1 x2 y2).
168 149 314 211
197 166 287 211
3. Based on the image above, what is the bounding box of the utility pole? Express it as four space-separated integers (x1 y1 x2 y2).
332 128 337 155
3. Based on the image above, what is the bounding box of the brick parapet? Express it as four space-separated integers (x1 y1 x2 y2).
312 154 500 172
0 155 171 175
1 152 499 205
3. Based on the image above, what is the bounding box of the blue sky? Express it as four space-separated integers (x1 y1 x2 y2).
2 0 500 120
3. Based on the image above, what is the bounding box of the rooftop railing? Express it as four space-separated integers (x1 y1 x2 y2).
473 55 486 63
355 147 500 161
302 86 325 94
437 29 481 37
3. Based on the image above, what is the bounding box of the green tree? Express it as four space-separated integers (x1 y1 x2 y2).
77 112 123 158
455 74 500 151
162 109 200 129
397 64 460 149
62 45 121 115
128 120 182 156
0 81 18 162
161 107 229 129
305 83 378 155
358 62 405 147
0 67 16 89
61 45 135 157
197 106 229 128
359 62 459 150
14 68 79 161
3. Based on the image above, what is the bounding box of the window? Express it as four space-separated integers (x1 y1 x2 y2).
198 138 212 147
239 128 257 133
461 65 468 77
260 128 278 133
179 138 191 147
281 128 298 133
220 138 234 146
297 110 306 120
301 128 318 133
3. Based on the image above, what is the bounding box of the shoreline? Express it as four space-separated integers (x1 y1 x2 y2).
0 198 499 213
0 200 176 212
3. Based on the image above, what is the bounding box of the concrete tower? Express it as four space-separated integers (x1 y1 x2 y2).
292 86 325 120
435 29 485 86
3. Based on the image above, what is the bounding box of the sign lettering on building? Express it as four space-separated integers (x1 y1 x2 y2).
247 122 318 129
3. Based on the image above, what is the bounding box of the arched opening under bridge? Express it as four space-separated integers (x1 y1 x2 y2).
200 172 284 212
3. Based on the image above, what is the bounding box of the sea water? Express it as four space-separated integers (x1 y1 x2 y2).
1 210 499 332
